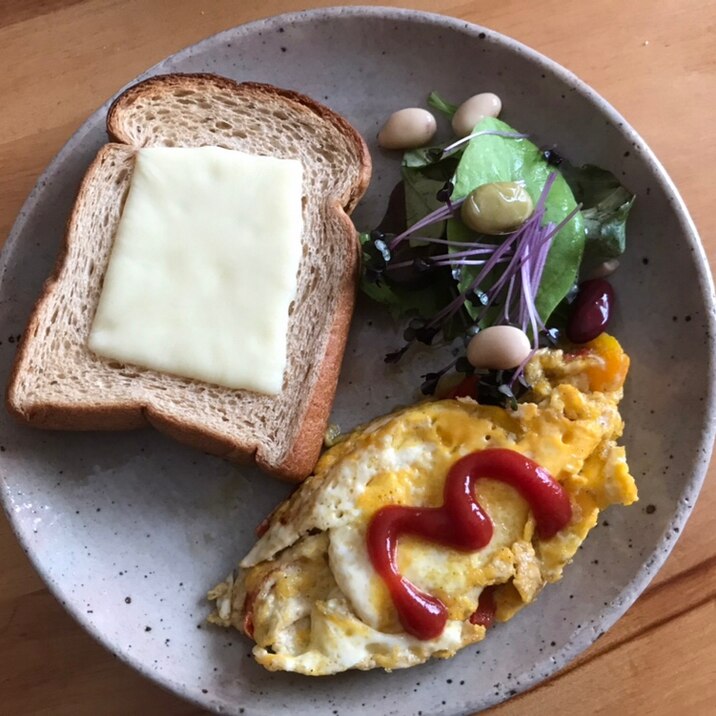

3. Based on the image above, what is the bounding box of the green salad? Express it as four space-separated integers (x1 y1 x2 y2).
361 92 635 405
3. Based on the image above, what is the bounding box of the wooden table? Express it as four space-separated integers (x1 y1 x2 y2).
1 1 714 713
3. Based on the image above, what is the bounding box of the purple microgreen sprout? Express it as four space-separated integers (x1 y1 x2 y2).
381 170 581 397
436 180 455 212
388 197 467 251
509 349 537 389
420 358 459 395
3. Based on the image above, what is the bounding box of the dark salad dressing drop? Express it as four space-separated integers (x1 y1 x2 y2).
376 181 407 235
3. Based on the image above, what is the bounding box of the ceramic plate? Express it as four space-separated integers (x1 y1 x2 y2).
1 7 714 715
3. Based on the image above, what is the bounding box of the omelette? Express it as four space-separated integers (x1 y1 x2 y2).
208 334 636 675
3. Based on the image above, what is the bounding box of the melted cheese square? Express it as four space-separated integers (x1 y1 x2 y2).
89 146 303 394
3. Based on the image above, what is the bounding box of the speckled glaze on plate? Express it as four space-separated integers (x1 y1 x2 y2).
1 7 714 715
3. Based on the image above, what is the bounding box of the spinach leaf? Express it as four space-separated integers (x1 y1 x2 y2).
560 161 635 269
543 292 573 336
402 166 445 239
582 193 634 265
403 144 461 170
560 161 628 206
358 232 451 322
448 117 584 324
444 221 501 323
403 146 443 168
400 150 459 240
360 274 445 321
428 91 458 117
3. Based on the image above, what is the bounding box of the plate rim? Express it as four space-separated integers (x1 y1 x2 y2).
1 5 715 714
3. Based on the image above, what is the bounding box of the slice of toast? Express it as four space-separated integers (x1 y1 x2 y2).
7 73 371 481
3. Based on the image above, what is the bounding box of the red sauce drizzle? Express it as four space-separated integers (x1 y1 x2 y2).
255 516 271 538
469 585 497 629
366 448 572 640
242 592 256 639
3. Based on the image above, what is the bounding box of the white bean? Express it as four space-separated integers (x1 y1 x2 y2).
466 325 531 370
378 108 437 150
588 258 620 279
452 93 502 138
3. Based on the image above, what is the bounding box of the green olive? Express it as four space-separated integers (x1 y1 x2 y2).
460 181 534 235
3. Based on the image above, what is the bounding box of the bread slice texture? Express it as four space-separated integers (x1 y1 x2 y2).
7 73 371 481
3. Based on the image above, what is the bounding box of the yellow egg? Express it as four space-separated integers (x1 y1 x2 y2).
208 340 637 675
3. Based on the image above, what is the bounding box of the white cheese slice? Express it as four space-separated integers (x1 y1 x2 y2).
88 146 303 395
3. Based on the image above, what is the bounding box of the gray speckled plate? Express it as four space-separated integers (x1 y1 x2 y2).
1 7 714 715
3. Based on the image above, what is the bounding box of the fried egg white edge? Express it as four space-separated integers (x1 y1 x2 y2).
241 440 435 568
228 383 638 675
252 604 481 675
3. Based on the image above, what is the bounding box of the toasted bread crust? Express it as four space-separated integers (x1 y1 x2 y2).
107 74 371 213
267 198 362 479
7 74 371 481
7 145 147 432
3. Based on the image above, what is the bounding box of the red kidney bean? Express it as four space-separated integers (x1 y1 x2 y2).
567 279 614 343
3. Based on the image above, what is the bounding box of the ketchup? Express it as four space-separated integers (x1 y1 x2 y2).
366 449 572 640
469 585 497 629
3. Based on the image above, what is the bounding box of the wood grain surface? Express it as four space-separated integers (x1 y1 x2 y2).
1 1 715 714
